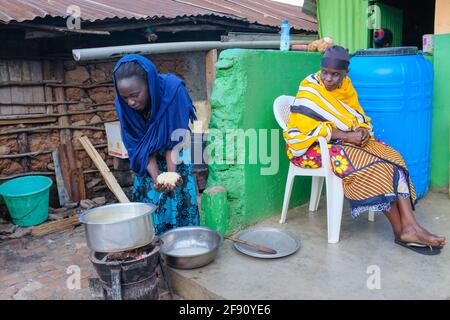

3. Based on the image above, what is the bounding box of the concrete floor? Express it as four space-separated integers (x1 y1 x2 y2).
169 192 450 300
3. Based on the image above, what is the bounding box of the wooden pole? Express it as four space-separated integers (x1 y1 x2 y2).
0 106 114 120
0 125 105 135
0 172 54 180
79 136 130 203
0 117 57 126
205 49 217 102
0 143 107 159
60 143 86 201
18 132 30 171
203 49 217 132
0 101 80 106
54 60 71 145
53 149 71 206
42 60 54 116
31 215 81 237
0 80 113 88
52 143 86 206
0 164 111 180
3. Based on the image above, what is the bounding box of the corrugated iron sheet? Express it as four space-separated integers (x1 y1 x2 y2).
317 0 369 52
0 0 317 31
378 3 403 47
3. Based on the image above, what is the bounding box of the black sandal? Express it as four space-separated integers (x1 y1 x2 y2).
395 239 442 255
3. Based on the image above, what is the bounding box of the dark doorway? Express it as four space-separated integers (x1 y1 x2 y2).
372 0 435 48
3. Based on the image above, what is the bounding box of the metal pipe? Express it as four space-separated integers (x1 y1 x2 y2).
72 40 310 61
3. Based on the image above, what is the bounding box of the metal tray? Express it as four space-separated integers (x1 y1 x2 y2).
232 227 300 259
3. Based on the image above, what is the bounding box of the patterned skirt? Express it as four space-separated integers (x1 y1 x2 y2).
290 139 417 217
132 151 200 235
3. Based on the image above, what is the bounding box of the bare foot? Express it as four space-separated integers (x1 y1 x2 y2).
417 225 446 246
399 225 446 247
408 224 447 247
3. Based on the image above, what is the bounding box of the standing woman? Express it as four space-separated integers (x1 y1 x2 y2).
113 54 199 235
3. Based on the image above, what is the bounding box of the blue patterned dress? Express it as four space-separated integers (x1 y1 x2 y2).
132 150 200 235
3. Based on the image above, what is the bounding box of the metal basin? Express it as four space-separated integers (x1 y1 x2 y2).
159 226 222 269
79 202 156 253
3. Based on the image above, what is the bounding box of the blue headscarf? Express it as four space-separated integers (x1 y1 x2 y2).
113 54 196 177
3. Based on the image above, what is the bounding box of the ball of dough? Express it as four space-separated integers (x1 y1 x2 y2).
157 172 181 186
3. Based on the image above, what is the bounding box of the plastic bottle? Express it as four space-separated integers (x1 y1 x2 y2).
280 19 291 51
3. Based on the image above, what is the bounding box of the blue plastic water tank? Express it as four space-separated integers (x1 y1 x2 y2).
349 47 433 199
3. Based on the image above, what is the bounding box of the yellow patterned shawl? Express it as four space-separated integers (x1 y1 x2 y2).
284 72 373 159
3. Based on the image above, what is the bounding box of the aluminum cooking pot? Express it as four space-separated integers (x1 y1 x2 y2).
79 202 156 253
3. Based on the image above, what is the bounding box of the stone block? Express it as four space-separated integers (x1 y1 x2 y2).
65 88 85 101
65 66 90 83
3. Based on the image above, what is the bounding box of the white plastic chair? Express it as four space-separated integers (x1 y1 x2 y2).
274 95 375 244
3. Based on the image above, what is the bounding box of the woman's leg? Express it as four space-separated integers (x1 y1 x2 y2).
384 203 402 238
386 198 446 247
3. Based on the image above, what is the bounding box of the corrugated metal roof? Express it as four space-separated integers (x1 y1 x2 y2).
0 0 317 31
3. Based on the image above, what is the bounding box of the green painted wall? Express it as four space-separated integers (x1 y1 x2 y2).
317 0 370 52
430 34 450 191
205 49 322 235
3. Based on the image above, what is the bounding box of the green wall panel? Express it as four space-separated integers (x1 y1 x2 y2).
430 34 450 191
206 49 323 235
317 0 370 52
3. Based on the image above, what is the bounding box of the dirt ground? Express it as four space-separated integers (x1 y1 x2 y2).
0 226 175 300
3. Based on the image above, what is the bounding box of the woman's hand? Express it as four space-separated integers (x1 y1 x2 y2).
355 127 370 147
332 128 370 147
154 173 183 193
153 180 176 193
344 131 364 146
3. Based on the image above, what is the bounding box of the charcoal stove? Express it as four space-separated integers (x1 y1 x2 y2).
88 240 172 300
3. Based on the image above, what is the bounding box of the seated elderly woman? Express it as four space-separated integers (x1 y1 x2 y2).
284 45 445 255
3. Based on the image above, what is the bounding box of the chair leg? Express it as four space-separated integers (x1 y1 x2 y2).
280 166 295 224
309 176 324 212
326 174 344 244
368 210 375 222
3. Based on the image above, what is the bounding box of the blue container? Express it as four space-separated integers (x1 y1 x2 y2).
349 47 433 199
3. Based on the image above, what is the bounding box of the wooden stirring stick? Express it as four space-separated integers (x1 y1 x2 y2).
225 236 277 254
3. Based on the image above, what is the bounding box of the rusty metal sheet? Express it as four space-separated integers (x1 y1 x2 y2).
0 0 317 31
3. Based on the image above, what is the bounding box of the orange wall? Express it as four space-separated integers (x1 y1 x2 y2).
435 0 450 34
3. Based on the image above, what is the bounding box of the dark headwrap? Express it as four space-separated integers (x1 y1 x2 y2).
321 45 350 70
113 54 196 177
373 28 393 48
